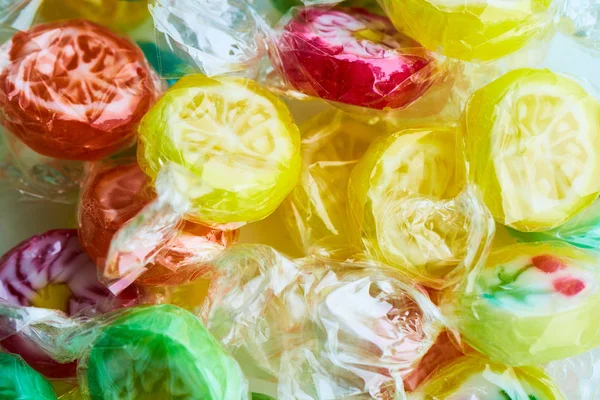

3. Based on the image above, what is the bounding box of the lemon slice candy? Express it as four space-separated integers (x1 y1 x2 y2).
462 68 600 232
379 0 555 61
348 125 471 288
138 74 301 226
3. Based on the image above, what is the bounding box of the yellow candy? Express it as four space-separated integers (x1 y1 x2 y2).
348 124 481 289
462 68 600 232
138 74 301 226
40 0 149 32
414 356 565 399
379 0 555 62
280 111 382 257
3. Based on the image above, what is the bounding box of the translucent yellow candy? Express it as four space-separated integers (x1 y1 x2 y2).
138 74 301 226
379 0 555 61
348 125 478 289
40 0 149 32
452 242 600 366
280 111 382 257
462 69 600 232
414 356 565 399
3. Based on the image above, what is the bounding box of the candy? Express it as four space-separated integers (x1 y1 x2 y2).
0 353 57 400
450 242 600 366
348 124 491 289
379 0 556 62
462 68 600 232
203 245 442 398
280 110 381 257
0 229 132 378
138 74 301 226
40 0 149 32
0 20 159 161
84 305 247 400
413 356 565 399
271 7 438 110
79 161 237 286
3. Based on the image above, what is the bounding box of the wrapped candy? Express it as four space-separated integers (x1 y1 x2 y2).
411 356 565 399
0 352 57 399
269 6 443 111
546 347 600 400
203 244 443 398
78 159 237 287
0 229 134 378
379 0 557 62
105 74 300 289
280 110 383 258
448 241 600 366
0 20 161 161
347 124 494 289
462 68 600 232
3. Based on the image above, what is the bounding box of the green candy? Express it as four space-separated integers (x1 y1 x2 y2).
86 305 247 400
252 394 275 400
0 353 57 400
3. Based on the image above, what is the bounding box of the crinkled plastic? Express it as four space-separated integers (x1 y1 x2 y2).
280 110 384 258
0 352 57 399
203 244 443 398
347 124 494 290
0 19 162 161
78 158 237 288
462 68 600 233
148 0 267 78
0 229 135 378
378 0 558 62
412 355 565 399
546 347 600 400
105 74 300 292
559 0 600 54
447 241 600 366
268 6 447 111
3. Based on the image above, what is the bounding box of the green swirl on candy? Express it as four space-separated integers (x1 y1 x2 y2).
0 353 57 400
85 305 247 400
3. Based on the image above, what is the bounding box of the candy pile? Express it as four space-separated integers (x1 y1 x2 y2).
0 0 598 399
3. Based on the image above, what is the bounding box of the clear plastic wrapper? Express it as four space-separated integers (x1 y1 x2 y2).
268 6 447 112
447 241 600 366
411 355 565 399
378 0 558 62
0 19 162 161
280 110 384 258
105 74 301 291
0 229 136 378
203 244 444 398
78 158 237 288
347 124 494 290
462 68 600 233
546 347 600 400
148 0 267 78
0 352 58 399
559 0 600 54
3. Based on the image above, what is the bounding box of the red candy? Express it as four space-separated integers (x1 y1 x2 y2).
0 229 133 378
532 255 567 274
273 7 436 110
78 162 237 286
0 20 159 160
553 277 586 297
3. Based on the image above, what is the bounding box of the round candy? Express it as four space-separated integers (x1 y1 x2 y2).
348 125 477 289
272 7 438 110
452 242 600 365
0 353 57 400
413 356 565 399
85 305 247 400
0 229 132 378
79 161 238 286
379 0 555 62
138 74 301 226
0 20 159 160
280 111 380 257
39 0 149 32
462 68 600 232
